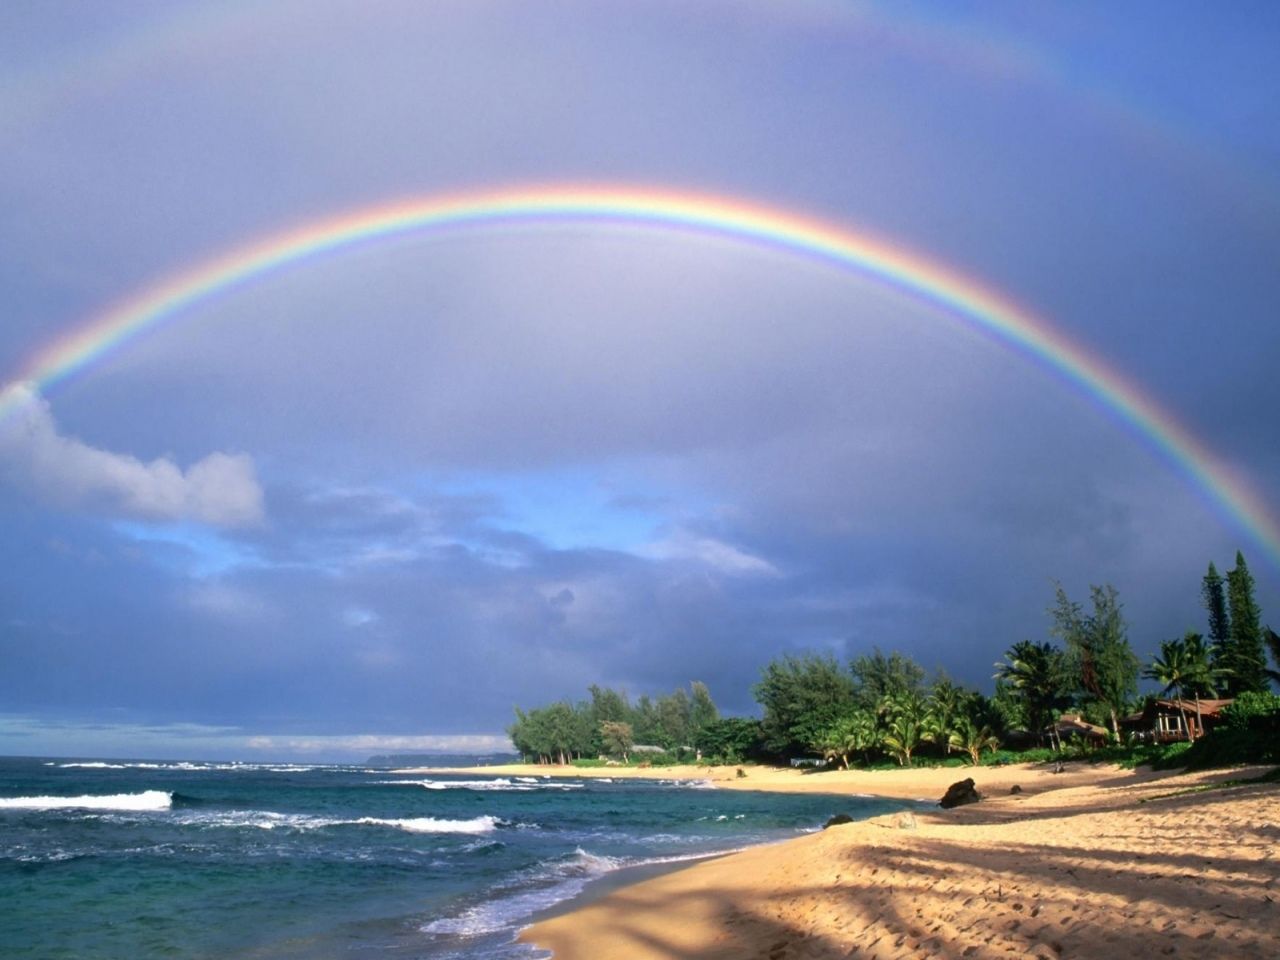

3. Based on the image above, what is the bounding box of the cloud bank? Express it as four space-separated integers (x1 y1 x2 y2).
0 382 263 528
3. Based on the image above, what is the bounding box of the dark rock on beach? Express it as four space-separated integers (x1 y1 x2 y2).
823 813 855 829
939 777 982 809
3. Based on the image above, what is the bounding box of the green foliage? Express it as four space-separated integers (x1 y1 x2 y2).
694 717 764 764
508 700 593 764
1224 552 1268 695
849 648 925 710
809 709 879 769
1176 691 1280 768
879 691 928 766
512 681 723 764
1202 562 1230 655
690 681 719 732
753 653 856 758
1050 583 1139 740
598 720 634 761
657 687 692 748
948 717 1000 765
1144 631 1218 739
994 640 1071 744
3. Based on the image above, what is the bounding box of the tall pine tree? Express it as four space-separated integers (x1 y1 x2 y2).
1225 551 1267 695
1202 561 1230 667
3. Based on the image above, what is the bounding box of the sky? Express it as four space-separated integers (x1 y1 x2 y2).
1 0 1278 761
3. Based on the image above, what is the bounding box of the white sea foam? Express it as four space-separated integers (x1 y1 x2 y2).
168 810 506 834
659 778 716 789
56 761 128 769
422 847 623 937
376 778 581 792
355 815 502 835
422 845 736 938
0 791 173 812
174 810 339 831
422 778 519 791
53 760 330 773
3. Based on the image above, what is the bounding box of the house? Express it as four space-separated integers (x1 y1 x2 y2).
1048 713 1111 747
1120 698 1234 742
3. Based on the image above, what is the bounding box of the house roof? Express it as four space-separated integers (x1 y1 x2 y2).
1122 698 1235 723
1152 698 1234 715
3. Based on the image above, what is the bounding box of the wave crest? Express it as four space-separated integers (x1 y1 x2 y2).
0 791 173 812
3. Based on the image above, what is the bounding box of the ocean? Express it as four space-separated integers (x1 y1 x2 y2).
0 756 914 959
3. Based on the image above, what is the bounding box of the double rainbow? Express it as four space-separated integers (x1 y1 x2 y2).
4 184 1276 567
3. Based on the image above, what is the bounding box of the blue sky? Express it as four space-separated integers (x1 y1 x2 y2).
1 1 1278 760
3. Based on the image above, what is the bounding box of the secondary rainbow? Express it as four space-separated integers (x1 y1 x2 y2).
4 183 1278 567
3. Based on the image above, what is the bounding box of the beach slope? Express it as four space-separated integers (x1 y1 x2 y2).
521 765 1279 959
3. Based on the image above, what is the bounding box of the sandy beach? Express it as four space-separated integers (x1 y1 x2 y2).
428 762 1280 960
405 760 1163 800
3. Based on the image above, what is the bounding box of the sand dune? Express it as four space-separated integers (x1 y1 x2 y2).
515 764 1279 959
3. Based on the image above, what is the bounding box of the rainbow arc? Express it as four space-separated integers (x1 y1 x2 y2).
3 184 1275 567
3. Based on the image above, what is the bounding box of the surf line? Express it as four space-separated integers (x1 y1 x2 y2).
4 183 1276 567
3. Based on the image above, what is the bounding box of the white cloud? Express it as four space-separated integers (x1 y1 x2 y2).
0 382 264 527
640 528 780 577
186 582 273 620
244 733 513 756
342 606 378 627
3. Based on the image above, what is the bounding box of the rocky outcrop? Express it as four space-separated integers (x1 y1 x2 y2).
823 813 855 829
939 777 982 809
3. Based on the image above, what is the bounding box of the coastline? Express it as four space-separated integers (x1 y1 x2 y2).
400 759 1165 800
500 762 1279 960
525 848 736 926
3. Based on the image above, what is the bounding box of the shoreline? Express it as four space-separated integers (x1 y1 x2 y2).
399 758 1163 801
526 848 736 927
507 762 1278 960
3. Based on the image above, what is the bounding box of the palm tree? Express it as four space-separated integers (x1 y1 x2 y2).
1152 634 1208 742
948 717 1000 766
926 679 965 755
994 641 1069 747
844 709 882 767
879 692 928 766
810 709 881 769
1178 632 1219 738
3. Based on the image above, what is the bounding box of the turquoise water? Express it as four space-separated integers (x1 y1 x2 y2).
0 756 911 959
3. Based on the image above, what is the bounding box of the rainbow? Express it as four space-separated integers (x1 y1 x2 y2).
4 183 1278 567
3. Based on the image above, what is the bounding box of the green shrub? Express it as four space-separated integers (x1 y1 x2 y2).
1178 692 1280 769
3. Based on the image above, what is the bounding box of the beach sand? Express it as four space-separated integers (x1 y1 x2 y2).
461 762 1280 960
400 760 1153 800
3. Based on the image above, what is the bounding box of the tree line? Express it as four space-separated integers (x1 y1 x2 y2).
508 682 719 764
510 551 1277 766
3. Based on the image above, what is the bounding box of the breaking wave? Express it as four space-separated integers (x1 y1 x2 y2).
376 777 582 792
168 810 507 834
0 791 173 812
421 845 729 938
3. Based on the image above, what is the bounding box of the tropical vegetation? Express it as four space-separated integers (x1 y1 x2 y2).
509 551 1278 772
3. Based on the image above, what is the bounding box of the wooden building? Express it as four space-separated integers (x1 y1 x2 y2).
1120 698 1234 742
